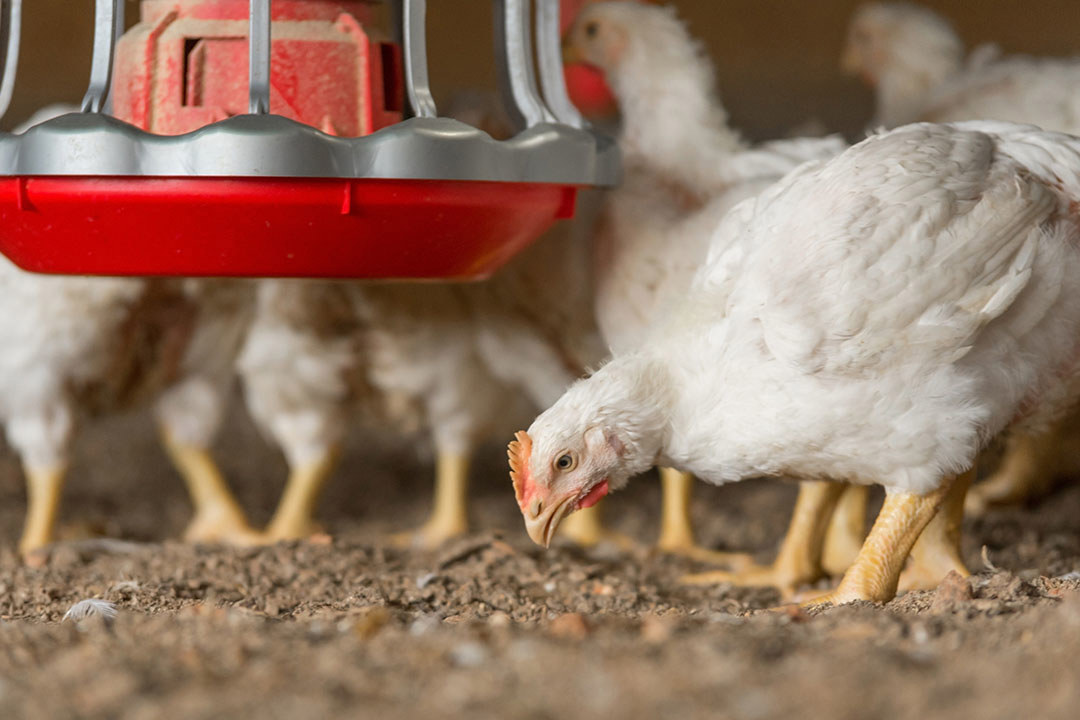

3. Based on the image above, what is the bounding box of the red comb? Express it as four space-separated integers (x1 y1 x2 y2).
508 430 533 505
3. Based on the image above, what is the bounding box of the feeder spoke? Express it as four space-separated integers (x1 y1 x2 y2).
249 0 272 115
81 0 122 114
535 0 584 129
0 0 21 123
494 0 555 130
403 0 436 118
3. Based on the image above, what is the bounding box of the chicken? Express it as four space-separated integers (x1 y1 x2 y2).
563 1 847 565
237 93 604 548
844 2 1080 518
844 3 1080 132
0 259 257 556
511 120 1080 606
841 2 965 129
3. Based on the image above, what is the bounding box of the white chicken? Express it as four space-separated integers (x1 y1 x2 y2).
562 1 849 565
511 120 1080 606
843 2 1080 132
844 1 1080 518
0 262 257 556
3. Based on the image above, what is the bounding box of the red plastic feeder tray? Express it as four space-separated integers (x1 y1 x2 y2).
0 0 618 279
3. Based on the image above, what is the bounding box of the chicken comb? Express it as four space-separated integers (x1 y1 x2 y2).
507 430 533 505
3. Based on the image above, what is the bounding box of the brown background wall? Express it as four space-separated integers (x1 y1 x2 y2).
7 1 1080 139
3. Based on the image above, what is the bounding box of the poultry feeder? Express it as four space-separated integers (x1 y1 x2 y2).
0 0 618 278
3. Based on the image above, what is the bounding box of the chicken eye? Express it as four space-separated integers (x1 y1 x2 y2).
555 453 575 471
584 21 599 39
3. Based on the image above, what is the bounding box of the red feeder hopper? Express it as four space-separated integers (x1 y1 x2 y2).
0 0 618 279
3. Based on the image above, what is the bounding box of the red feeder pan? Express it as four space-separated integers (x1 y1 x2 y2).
0 176 576 279
0 0 618 279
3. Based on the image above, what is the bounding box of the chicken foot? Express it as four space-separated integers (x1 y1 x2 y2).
19 464 66 557
391 452 471 550
898 468 973 591
681 480 846 598
802 471 965 607
264 450 340 541
162 431 263 545
655 468 753 567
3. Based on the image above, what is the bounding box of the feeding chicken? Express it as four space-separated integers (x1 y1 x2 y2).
562 1 848 566
511 120 1080 606
844 1 1080 518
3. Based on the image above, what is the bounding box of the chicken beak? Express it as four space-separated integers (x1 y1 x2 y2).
523 494 574 548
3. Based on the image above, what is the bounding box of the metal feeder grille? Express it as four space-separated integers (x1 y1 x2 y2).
0 0 620 186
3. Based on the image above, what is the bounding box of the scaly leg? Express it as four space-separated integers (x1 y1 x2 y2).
161 432 263 545
803 474 959 607
19 465 66 557
265 450 340 540
392 452 471 549
655 468 752 567
965 428 1060 516
682 481 845 598
898 468 974 591
821 485 869 577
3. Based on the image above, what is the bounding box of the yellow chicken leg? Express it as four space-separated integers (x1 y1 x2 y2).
162 433 262 545
899 468 973 591
821 484 869 577
265 451 339 541
19 465 66 557
392 452 471 549
803 473 961 607
682 480 845 598
656 467 752 567
966 428 1060 516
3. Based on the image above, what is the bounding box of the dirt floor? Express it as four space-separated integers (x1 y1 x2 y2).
0 403 1078 720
